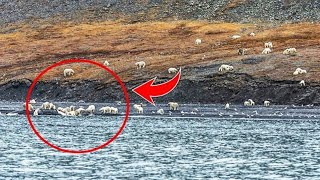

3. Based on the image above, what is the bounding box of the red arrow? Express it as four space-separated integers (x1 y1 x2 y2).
132 68 181 106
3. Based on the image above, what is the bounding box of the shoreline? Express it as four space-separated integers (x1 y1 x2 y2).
1 102 319 120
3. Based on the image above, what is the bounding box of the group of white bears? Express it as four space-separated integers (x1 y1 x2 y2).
24 100 181 116
64 60 179 76
219 41 304 84
60 59 181 116
225 99 270 109
195 32 306 108
132 102 179 115
58 35 306 113
23 100 119 116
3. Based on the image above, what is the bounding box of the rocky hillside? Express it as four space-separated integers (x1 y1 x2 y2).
0 1 319 105
0 0 319 25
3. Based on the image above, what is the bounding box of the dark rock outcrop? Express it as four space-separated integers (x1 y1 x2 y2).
0 0 319 26
1 73 319 105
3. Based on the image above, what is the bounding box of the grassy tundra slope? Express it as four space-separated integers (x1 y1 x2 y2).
0 0 319 104
1 21 319 83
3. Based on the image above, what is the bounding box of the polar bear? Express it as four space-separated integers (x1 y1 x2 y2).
244 99 255 106
64 68 75 77
75 107 86 116
104 60 110 66
248 99 255 106
41 102 50 109
293 68 307 75
293 70 300 75
29 99 36 104
86 105 95 114
219 64 234 72
299 80 306 86
157 109 164 115
264 101 270 107
244 101 251 106
110 107 118 114
49 103 56 110
23 103 34 111
231 35 241 39
168 102 179 111
283 48 297 55
133 104 144 114
262 48 272 54
136 106 143 114
62 107 72 113
99 106 111 114
135 61 146 69
300 69 307 74
168 68 178 74
41 102 55 110
225 103 230 109
33 108 41 116
264 42 273 48
195 38 202 45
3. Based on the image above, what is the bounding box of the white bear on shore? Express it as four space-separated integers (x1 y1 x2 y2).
195 39 202 45
283 48 297 56
133 104 144 114
248 99 255 106
293 68 307 75
262 48 272 54
110 107 118 114
157 109 164 115
264 42 273 48
135 61 146 69
64 69 75 77
23 103 34 111
225 103 230 109
244 101 251 106
86 105 95 114
104 60 110 66
219 64 234 72
299 80 306 86
136 106 143 114
75 107 86 116
41 102 51 109
300 69 307 74
99 106 111 114
41 102 56 110
29 99 36 104
264 101 270 107
231 35 241 39
244 99 255 106
168 102 179 111
33 108 41 116
168 68 178 74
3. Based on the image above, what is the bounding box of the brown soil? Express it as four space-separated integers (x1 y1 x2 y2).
0 20 319 84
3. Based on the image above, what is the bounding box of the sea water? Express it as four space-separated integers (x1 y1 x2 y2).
0 111 320 179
